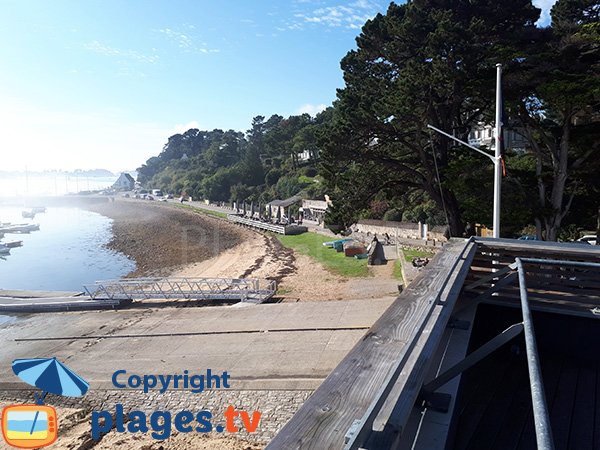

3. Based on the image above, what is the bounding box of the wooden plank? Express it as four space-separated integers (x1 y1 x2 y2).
548 359 579 450
373 241 478 433
266 241 473 450
464 353 527 450
475 237 600 260
452 352 514 450
595 360 600 450
568 362 595 450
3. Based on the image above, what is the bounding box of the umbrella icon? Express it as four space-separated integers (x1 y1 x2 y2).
12 358 89 405
10 358 89 439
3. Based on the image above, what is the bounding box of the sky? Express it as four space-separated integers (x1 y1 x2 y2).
0 0 556 173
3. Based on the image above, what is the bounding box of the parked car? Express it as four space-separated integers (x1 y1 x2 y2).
577 235 597 245
518 235 539 240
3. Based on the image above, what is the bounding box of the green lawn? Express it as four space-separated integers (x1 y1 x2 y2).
402 248 435 263
276 233 369 278
393 259 404 280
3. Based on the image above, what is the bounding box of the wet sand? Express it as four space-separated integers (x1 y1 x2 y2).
86 200 249 277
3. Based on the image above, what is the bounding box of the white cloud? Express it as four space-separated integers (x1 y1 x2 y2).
173 121 201 134
297 103 327 116
157 28 219 54
291 1 381 30
84 41 159 63
532 0 558 26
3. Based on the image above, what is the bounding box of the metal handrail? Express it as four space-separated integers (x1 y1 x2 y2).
514 256 600 450
515 257 555 450
83 277 277 303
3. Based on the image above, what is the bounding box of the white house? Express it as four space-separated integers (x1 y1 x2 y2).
112 173 135 191
468 122 528 153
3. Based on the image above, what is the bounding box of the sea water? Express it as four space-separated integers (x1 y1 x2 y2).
0 206 135 291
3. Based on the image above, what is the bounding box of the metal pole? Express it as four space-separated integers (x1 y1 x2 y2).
493 63 502 238
515 258 555 450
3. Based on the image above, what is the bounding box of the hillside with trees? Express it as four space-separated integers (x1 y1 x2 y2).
136 112 330 205
137 0 599 241
320 0 599 240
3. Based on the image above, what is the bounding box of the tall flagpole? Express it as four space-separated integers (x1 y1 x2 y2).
493 63 502 238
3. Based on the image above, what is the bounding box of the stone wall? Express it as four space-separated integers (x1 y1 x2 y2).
355 219 447 242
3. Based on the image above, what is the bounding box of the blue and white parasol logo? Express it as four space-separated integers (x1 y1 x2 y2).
12 358 89 404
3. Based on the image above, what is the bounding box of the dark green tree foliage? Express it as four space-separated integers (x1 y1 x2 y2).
137 112 328 202
508 0 600 240
320 0 540 235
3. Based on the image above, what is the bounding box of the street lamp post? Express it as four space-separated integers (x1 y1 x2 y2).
428 63 503 238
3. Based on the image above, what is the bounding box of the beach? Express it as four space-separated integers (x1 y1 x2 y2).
86 199 400 302
0 199 399 449
86 200 249 278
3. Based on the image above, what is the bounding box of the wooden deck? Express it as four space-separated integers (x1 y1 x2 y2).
449 303 600 450
267 238 600 450
266 239 477 449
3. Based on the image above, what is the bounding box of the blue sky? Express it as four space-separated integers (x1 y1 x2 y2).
0 0 556 172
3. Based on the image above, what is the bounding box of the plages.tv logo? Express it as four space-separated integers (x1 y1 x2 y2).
1 358 89 449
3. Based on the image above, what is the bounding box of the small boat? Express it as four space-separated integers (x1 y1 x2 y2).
0 244 10 255
22 210 36 219
0 224 40 234
31 206 46 213
3 240 23 248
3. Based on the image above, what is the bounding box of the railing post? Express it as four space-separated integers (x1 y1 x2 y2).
515 258 555 450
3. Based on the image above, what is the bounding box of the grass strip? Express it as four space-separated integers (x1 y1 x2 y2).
402 247 435 263
276 232 369 277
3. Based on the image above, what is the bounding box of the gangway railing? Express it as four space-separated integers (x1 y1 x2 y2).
83 277 277 304
514 257 600 450
227 214 308 235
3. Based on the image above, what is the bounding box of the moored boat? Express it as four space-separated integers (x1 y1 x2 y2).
3 240 23 248
0 224 40 233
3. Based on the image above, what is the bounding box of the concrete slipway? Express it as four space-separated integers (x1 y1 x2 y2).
0 298 393 392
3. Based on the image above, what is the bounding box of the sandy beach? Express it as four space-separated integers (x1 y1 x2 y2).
0 199 400 450
87 199 400 302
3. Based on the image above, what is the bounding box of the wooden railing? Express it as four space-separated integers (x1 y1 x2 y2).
267 237 600 449
227 214 307 235
266 238 477 449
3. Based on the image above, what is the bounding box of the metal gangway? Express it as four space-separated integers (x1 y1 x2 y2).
84 277 277 304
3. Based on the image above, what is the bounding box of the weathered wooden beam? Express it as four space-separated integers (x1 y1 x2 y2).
266 239 475 450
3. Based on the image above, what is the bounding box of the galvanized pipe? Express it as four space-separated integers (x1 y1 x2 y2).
515 257 555 450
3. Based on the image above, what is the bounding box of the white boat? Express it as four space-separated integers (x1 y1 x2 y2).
31 206 46 213
0 224 40 233
22 210 36 219
3 240 23 248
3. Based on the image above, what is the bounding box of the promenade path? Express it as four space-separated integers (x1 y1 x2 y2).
0 297 393 392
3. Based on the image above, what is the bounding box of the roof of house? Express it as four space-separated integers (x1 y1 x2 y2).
267 195 302 208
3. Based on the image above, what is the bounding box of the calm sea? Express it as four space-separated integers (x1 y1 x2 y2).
0 174 118 197
0 206 135 292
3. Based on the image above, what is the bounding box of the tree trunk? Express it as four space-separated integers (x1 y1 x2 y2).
597 206 600 245
444 193 463 237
